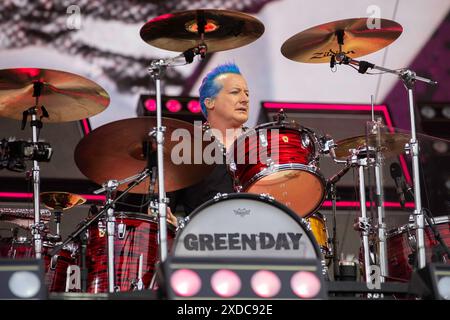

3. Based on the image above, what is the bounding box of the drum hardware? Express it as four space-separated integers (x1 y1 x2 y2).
282 18 438 269
40 192 86 238
49 169 150 293
0 68 110 260
131 254 145 291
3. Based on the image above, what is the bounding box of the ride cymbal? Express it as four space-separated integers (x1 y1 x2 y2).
281 18 402 63
74 117 215 194
0 68 110 122
140 9 265 53
334 132 410 160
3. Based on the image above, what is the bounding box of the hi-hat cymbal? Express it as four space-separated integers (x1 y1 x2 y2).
0 68 110 122
40 192 86 211
74 117 215 194
281 18 403 63
140 9 265 52
334 132 410 160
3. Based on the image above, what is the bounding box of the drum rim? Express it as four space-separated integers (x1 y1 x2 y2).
386 215 450 238
230 121 321 158
241 163 326 217
173 192 323 258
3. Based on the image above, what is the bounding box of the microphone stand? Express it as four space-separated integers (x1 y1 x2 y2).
148 42 207 263
332 48 437 269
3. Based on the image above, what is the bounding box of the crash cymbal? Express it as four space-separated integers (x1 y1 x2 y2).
334 132 410 160
74 117 215 193
40 192 86 211
0 68 110 122
140 9 264 53
281 18 402 63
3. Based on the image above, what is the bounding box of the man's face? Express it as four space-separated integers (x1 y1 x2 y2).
207 73 249 127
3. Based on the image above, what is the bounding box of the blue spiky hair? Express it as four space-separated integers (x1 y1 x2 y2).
199 63 241 117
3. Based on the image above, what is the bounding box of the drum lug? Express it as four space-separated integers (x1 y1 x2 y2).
118 222 126 239
259 193 274 202
301 133 311 148
50 254 59 270
259 131 268 147
213 193 228 201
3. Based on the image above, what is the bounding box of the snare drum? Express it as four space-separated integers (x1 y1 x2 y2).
387 216 450 281
85 212 175 293
229 122 326 217
173 193 321 260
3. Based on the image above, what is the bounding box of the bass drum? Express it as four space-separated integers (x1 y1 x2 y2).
173 193 321 260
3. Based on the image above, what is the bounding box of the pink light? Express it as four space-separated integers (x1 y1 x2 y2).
290 271 321 299
187 99 202 113
263 102 413 187
321 200 415 208
81 119 91 135
145 99 157 112
0 192 105 202
263 102 387 112
15 68 40 78
170 269 202 297
250 270 281 298
166 99 182 113
210 269 241 298
0 192 32 198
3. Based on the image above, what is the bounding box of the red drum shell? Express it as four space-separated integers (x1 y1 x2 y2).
0 238 78 292
387 216 450 281
85 212 174 293
230 124 325 217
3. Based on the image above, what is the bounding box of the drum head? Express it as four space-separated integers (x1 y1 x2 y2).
173 193 321 259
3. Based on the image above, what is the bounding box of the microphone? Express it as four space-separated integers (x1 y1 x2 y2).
390 163 406 209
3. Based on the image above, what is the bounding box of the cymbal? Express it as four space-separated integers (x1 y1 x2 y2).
74 117 215 194
0 68 110 122
140 9 264 52
0 207 51 229
40 192 86 211
281 18 402 63
334 132 410 160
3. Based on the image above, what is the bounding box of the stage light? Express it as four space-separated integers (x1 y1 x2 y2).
161 256 327 300
170 269 202 297
210 269 241 298
251 270 281 298
144 98 156 112
166 99 182 113
187 99 202 113
290 271 322 298
432 141 448 154
0 259 46 299
410 263 450 300
420 105 436 119
442 106 450 119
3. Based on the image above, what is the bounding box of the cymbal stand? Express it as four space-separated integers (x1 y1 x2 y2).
49 169 149 293
349 148 376 284
148 43 207 263
367 119 388 282
21 81 49 259
333 49 437 268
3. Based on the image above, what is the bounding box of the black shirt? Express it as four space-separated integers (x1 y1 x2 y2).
169 162 234 216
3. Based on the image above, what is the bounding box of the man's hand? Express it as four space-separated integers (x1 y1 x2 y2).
166 206 178 227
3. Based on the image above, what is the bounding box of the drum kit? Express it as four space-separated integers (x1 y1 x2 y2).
0 9 448 298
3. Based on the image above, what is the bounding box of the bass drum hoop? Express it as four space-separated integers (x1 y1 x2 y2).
172 192 322 258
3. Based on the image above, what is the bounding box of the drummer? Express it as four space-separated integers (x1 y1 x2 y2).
166 62 250 226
